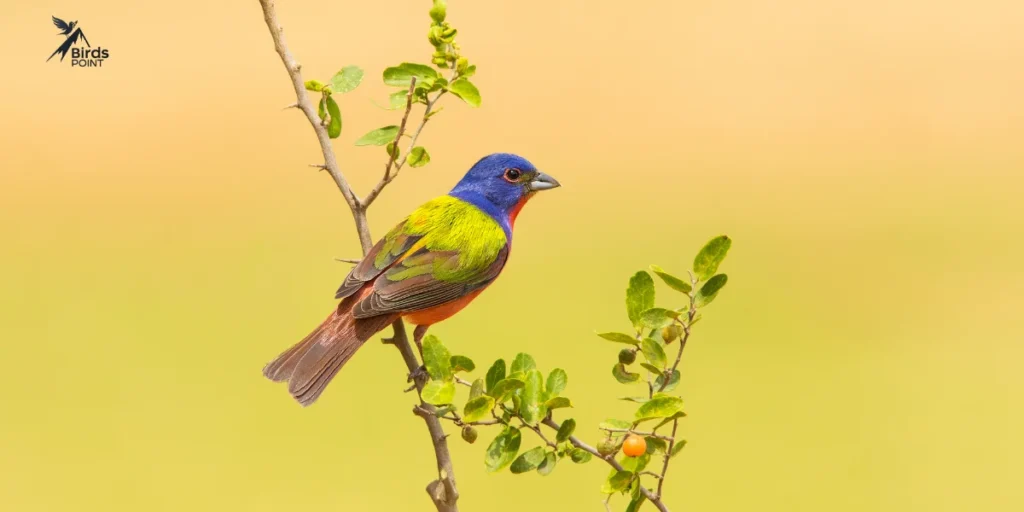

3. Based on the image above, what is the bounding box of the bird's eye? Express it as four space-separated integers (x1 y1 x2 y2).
503 168 522 182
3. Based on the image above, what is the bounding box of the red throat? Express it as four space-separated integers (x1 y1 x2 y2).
509 193 534 228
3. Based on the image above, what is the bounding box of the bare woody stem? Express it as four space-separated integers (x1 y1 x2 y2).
256 0 372 251
655 417 680 500
256 1 458 510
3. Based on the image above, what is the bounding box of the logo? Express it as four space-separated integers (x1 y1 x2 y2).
47 16 109 67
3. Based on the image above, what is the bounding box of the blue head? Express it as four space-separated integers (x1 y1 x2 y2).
449 153 560 227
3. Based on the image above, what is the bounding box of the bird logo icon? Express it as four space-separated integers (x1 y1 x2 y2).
47 16 90 62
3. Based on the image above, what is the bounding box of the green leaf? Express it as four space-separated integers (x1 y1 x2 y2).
485 359 506 393
408 146 431 168
488 378 525 401
421 380 455 405
693 235 732 280
619 396 650 404
303 79 326 92
670 439 687 458
639 308 674 330
639 363 662 374
621 452 651 473
613 363 641 384
537 451 557 476
448 78 481 107
421 335 451 381
599 418 633 431
383 62 440 87
388 89 410 110
569 447 592 463
510 446 546 474
317 96 327 121
546 368 568 397
635 395 684 422
544 396 572 410
463 395 495 422
602 470 634 494
653 411 686 431
695 274 728 307
385 141 399 159
485 426 522 472
469 378 485 400
649 264 692 293
449 355 475 373
655 369 680 392
626 494 647 512
556 419 576 442
598 332 640 345
626 272 656 329
521 369 544 424
646 437 668 454
510 353 536 374
324 96 342 138
328 65 363 93
354 125 399 146
641 338 668 369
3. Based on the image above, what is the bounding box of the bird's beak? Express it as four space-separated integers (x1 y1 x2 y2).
527 172 561 192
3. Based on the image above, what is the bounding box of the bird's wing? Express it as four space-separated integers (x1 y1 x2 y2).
334 222 425 299
52 16 69 32
351 243 508 318
335 195 509 318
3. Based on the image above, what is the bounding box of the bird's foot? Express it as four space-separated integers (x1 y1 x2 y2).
407 365 429 386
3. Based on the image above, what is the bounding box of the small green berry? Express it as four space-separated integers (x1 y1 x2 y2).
618 348 636 365
461 425 478 444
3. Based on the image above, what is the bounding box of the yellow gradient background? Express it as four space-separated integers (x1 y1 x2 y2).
2 1 1022 510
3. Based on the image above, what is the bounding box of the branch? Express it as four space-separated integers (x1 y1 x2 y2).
541 418 669 512
657 276 698 393
257 1 458 510
381 80 417 184
655 418 680 500
257 0 372 251
362 85 448 209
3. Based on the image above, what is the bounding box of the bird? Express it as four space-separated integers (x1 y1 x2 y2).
263 153 560 406
48 16 90 62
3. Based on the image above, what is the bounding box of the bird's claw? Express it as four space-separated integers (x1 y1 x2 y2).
408 365 429 385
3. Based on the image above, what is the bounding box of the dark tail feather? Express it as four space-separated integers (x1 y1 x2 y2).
263 295 397 406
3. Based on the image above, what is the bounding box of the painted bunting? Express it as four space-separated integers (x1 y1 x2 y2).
263 153 560 406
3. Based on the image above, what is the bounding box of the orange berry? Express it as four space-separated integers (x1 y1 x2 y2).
622 435 647 457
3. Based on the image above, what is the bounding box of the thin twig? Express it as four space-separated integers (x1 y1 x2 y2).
362 85 448 209
656 418 680 499
599 428 675 442
521 421 558 449
380 79 418 184
657 276 698 393
256 0 372 251
541 418 669 512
